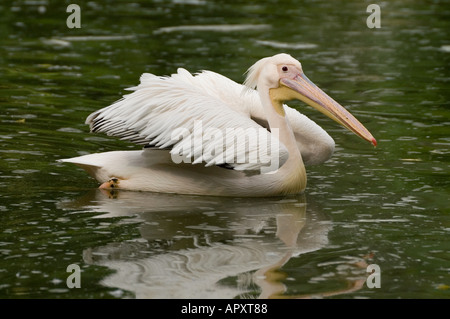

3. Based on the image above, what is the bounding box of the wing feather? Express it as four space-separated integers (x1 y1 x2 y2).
185 70 335 165
86 68 289 172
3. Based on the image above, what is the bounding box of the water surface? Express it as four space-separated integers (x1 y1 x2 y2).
0 0 449 298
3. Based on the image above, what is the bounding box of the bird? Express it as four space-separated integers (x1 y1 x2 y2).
60 53 376 197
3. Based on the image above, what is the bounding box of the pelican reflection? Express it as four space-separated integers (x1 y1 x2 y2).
58 190 366 298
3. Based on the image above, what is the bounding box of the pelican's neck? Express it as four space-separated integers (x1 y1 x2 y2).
259 87 307 193
258 88 298 155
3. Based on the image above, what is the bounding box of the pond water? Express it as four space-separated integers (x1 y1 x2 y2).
0 0 449 299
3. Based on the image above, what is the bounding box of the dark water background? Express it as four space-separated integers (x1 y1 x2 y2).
0 0 449 298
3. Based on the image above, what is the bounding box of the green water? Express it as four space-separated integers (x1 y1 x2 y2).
0 0 449 299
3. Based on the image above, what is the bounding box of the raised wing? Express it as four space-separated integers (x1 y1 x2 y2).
156 69 335 165
86 68 289 173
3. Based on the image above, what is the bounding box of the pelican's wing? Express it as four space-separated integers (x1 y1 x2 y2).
86 68 288 173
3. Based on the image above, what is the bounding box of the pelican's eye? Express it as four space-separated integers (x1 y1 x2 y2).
282 66 288 72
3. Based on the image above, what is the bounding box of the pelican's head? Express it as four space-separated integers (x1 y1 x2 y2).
245 53 377 146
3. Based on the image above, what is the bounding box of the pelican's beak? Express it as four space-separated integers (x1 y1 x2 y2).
280 72 377 146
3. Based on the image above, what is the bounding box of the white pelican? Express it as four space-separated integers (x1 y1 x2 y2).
60 53 376 197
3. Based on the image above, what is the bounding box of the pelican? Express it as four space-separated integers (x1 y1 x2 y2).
60 53 376 197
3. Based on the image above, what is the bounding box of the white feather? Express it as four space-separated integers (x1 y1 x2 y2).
87 68 334 168
87 68 291 172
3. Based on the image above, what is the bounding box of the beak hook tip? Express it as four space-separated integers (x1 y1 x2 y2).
371 138 377 147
